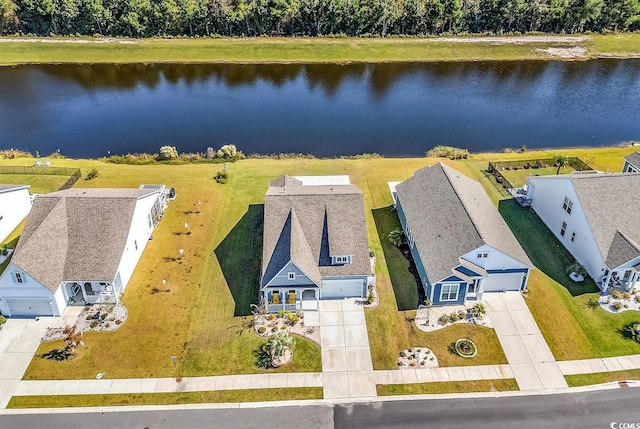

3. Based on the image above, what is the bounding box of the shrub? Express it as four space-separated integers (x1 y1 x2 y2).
438 315 449 324
0 244 7 256
612 290 622 300
90 321 99 328
399 351 406 357
215 170 229 184
158 145 179 161
388 229 406 247
426 145 470 160
206 147 215 158
85 167 99 180
0 315 6 325
367 285 375 304
612 302 623 311
471 303 486 318
258 326 266 334
566 262 587 277
449 312 459 322
216 144 237 159
285 312 299 326
623 292 631 300
458 310 467 320
115 319 122 325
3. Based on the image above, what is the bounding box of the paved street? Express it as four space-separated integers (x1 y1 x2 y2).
484 292 568 391
1 387 638 429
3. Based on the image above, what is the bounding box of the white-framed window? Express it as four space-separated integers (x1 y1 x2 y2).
406 226 414 248
288 272 295 280
477 252 489 259
334 255 351 264
563 197 573 214
570 232 576 242
14 272 24 284
440 283 459 301
560 221 567 236
134 240 138 251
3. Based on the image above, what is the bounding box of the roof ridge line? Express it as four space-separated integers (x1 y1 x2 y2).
439 164 484 243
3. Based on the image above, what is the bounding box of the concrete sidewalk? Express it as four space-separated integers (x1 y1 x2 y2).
483 292 568 391
319 299 376 399
14 372 324 397
374 364 513 384
558 355 640 375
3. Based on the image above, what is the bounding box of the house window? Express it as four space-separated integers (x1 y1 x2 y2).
148 214 153 228
288 272 295 280
14 272 24 283
440 284 459 301
477 252 489 259
570 232 576 242
562 197 573 214
334 255 351 264
560 221 567 236
134 240 138 250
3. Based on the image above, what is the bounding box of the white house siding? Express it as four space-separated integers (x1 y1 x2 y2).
265 262 315 287
461 245 530 294
0 262 65 317
113 192 160 292
527 177 606 282
0 187 31 243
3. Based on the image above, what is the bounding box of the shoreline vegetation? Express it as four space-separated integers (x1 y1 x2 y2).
1 34 640 65
3 143 638 166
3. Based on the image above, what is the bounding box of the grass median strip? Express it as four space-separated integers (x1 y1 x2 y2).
376 379 519 396
565 369 640 387
7 387 323 408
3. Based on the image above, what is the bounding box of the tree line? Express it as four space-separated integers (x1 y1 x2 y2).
1 0 638 37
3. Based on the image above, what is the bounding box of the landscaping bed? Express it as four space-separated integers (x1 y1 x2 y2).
253 311 320 346
43 304 128 341
397 347 439 368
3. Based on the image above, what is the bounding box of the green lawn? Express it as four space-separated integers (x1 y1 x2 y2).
4 145 640 389
457 147 640 361
377 378 519 396
7 387 323 408
0 174 70 193
565 369 640 387
499 166 575 188
1 34 640 65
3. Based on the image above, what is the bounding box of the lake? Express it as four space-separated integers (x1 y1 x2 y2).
1 60 639 158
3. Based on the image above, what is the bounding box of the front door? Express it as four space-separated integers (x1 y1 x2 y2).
467 280 479 299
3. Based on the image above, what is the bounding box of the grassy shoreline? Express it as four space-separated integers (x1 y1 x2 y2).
1 34 640 65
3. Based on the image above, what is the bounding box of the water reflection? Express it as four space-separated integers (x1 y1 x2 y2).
0 60 638 158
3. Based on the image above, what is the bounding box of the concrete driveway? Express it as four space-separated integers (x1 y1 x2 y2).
0 309 80 408
318 299 376 399
483 292 568 391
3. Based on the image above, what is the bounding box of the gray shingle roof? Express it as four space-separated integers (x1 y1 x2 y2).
624 152 640 170
11 188 157 292
395 163 532 283
0 184 29 193
570 172 640 268
262 176 371 287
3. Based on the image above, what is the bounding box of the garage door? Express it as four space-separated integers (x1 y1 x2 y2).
483 273 524 292
5 298 53 317
321 279 364 299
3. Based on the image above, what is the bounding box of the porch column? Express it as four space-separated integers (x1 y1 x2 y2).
113 282 119 303
316 289 320 311
80 282 88 303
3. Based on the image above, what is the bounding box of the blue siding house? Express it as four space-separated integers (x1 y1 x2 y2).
390 163 533 307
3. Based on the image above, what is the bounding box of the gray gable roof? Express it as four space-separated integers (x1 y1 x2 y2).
261 176 370 287
396 163 532 283
11 188 157 292
624 152 640 170
0 184 29 194
570 172 640 268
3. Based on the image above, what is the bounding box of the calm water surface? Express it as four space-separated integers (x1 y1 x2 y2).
1 60 639 157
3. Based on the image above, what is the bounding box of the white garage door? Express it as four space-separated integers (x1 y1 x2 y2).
5 298 53 317
483 273 524 292
321 279 364 299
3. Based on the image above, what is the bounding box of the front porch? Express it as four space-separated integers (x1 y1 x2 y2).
600 267 640 292
264 288 319 313
62 281 121 306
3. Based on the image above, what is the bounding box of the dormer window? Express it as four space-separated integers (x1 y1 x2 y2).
333 255 352 265
563 197 573 214
477 252 489 259
288 272 295 280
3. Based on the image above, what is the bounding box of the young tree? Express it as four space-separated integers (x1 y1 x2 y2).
554 154 569 174
388 228 406 247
